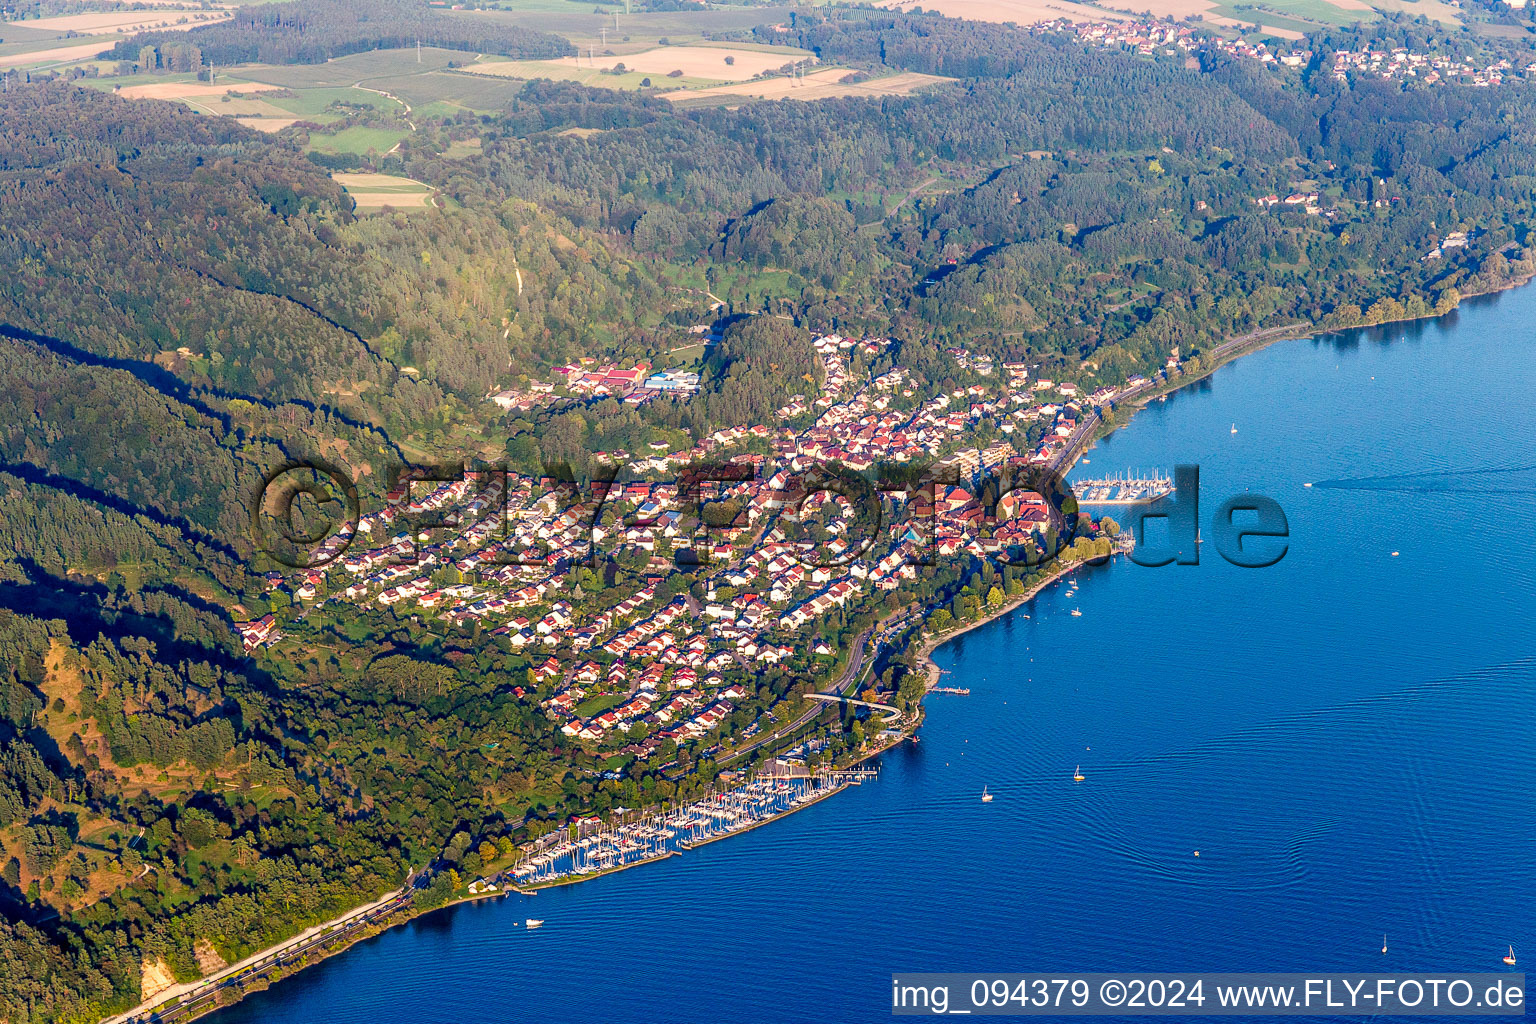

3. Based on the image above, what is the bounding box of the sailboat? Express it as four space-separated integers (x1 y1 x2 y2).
981 786 994 803
1503 945 1516 966
1382 935 1388 954
1073 765 1085 782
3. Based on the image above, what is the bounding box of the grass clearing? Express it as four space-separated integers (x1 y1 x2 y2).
443 136 485 158
670 69 955 107
307 124 412 156
237 117 303 132
332 172 437 210
575 692 627 717
260 85 399 117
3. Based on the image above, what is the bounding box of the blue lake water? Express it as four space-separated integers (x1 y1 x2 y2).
210 287 1536 1023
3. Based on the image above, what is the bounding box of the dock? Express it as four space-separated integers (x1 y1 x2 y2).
506 768 875 886
1073 470 1173 504
930 686 970 695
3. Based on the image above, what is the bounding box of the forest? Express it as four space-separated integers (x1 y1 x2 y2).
106 0 573 67
5 4 1536 1020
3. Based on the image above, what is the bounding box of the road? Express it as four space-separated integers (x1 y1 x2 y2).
104 880 420 1024
1048 322 1308 478
714 621 881 768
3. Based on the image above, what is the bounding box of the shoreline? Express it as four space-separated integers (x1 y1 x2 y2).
113 268 1536 1024
909 269 1536 704
913 555 1084 688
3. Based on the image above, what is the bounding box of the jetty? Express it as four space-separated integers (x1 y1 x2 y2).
1073 470 1173 504
506 768 875 886
930 686 970 695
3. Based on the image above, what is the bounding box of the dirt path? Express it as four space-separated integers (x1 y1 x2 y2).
888 175 941 215
353 83 416 130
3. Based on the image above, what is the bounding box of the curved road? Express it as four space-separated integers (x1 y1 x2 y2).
715 622 879 768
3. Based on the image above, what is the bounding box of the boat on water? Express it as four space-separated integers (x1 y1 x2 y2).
1503 944 1517 966
1382 935 1388 954
526 918 545 929
1070 609 1082 617
981 786 993 803
1073 766 1085 781
1231 423 1237 434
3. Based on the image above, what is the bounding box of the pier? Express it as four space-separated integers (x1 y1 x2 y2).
1073 470 1173 504
930 686 970 695
504 768 875 887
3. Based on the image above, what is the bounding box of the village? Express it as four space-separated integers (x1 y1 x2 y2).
1329 45 1531 85
244 332 1153 764
1042 16 1536 90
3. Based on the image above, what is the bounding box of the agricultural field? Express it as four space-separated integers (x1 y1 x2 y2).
463 54 716 90
1103 0 1364 32
449 4 807 52
216 50 529 115
14 7 230 34
0 38 115 69
1098 0 1451 27
470 41 816 92
99 47 528 134
332 172 439 211
226 46 485 89
358 69 527 113
874 0 1131 26
106 78 327 131
116 78 280 101
0 2 232 70
670 68 956 107
566 44 815 81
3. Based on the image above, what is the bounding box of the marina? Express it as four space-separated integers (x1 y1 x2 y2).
503 770 875 888
1073 471 1173 504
